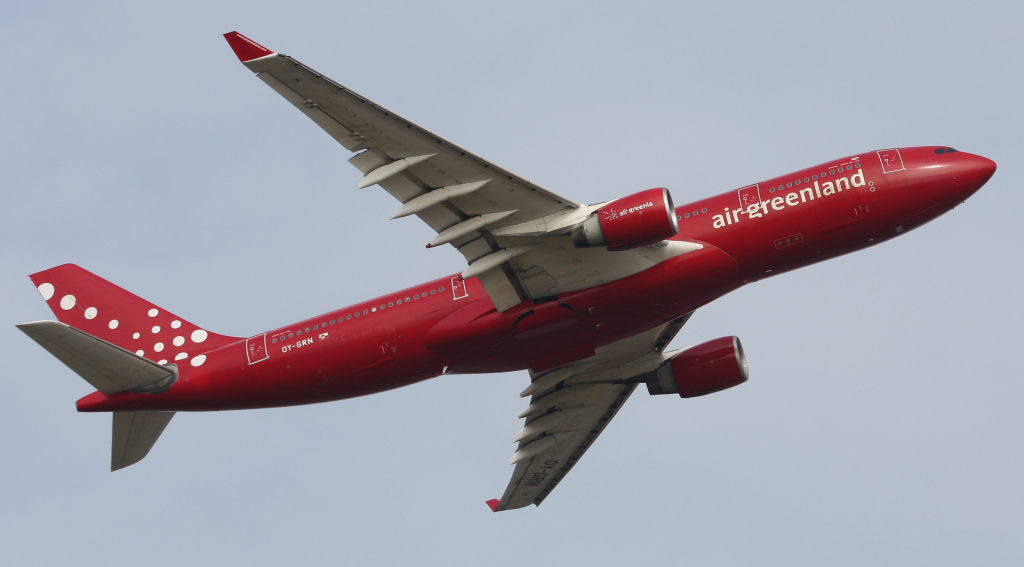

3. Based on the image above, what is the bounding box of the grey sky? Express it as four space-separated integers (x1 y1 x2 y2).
2 1 1022 565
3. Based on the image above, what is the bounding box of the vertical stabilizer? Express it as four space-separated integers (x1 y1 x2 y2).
28 264 239 366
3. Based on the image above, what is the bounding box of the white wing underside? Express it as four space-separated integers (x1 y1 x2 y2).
239 52 701 311
495 312 694 510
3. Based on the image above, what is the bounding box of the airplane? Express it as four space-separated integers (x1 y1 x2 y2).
18 32 997 512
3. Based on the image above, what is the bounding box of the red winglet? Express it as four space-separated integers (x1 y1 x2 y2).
485 499 500 512
223 31 273 62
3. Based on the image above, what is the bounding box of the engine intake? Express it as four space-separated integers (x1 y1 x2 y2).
571 187 679 251
647 336 748 397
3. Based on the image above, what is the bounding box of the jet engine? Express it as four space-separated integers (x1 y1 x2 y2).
571 187 679 251
646 336 748 397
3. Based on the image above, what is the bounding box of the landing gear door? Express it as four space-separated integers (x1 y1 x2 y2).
246 334 269 365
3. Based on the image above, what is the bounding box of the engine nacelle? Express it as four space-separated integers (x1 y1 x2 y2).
571 187 679 251
647 336 748 398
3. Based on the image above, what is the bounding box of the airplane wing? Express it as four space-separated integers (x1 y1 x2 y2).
489 312 694 511
225 32 703 312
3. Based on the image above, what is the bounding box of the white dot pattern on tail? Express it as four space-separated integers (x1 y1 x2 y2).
84 307 97 319
60 295 76 310
173 336 185 347
191 354 207 367
148 309 158 317
136 350 144 356
152 326 160 334
174 353 188 360
154 343 164 352
109 320 119 329
38 283 55 300
133 333 140 339
171 320 181 329
191 329 208 343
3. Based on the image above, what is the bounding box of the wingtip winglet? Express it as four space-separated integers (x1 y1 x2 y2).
486 499 500 512
223 31 274 62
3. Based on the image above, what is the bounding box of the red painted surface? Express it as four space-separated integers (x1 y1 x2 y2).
486 499 500 512
598 187 678 250
668 336 747 398
223 32 273 62
25 147 994 413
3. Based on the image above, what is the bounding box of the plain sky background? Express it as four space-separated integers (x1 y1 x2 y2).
2 1 1022 565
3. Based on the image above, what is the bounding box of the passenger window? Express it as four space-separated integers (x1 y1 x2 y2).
812 175 818 180
795 180 801 185
305 327 310 332
786 182 792 188
354 312 360 318
804 177 809 182
691 210 698 216
297 330 302 335
855 163 862 167
430 290 436 295
829 170 835 175
346 315 352 320
440 287 444 292
389 302 394 307
330 320 335 325
413 294 419 299
288 333 294 338
313 325 318 330
684 213 690 218
272 338 277 343
362 310 368 315
769 188 775 193
701 208 707 213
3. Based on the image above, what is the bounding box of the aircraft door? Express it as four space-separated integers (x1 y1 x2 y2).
246 334 269 364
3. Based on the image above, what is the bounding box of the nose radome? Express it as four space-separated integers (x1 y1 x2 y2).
973 154 997 183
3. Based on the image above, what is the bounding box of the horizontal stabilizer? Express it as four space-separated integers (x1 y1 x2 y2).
112 411 175 471
17 321 177 395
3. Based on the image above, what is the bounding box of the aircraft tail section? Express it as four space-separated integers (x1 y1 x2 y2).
20 264 243 471
28 263 240 364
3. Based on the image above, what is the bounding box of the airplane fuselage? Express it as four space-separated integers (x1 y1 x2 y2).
77 146 995 413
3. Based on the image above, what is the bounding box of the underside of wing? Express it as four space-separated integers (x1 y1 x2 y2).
491 312 695 511
225 33 706 313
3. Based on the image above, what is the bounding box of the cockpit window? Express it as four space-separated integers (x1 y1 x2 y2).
946 147 958 153
934 148 945 154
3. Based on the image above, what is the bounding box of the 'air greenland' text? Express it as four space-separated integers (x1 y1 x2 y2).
711 169 866 229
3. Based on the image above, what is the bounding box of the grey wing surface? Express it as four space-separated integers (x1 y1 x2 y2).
493 312 694 510
230 34 705 312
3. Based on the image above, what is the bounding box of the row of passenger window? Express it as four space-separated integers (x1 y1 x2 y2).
676 163 863 221
271 286 446 344
768 163 861 193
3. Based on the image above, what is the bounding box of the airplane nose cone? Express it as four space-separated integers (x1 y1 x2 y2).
957 153 997 201
973 154 997 184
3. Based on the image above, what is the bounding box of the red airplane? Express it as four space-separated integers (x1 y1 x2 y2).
19 32 996 512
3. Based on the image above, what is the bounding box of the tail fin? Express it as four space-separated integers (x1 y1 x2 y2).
28 264 239 364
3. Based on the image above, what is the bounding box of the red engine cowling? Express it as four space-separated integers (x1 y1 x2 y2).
647 336 748 398
571 187 679 251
